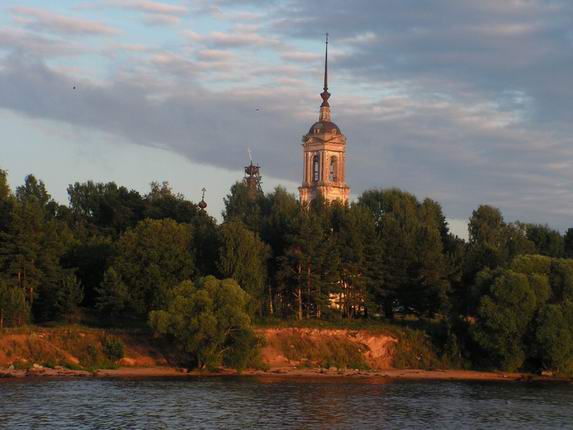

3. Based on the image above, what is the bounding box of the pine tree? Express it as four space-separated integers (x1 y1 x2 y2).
96 267 129 317
0 279 30 328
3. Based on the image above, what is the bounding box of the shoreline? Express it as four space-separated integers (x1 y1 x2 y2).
1 366 570 383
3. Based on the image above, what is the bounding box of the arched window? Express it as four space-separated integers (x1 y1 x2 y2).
329 156 337 182
312 155 320 182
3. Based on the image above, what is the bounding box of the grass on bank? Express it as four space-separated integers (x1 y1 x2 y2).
257 317 452 370
0 325 128 371
1 313 461 373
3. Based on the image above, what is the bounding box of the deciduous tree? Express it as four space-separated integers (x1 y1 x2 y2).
149 277 259 370
112 218 195 314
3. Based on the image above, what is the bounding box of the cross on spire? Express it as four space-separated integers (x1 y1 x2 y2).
198 187 207 211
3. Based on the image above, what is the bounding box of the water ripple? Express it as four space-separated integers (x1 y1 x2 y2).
0 377 572 429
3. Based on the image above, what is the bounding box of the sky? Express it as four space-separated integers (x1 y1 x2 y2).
1 0 573 239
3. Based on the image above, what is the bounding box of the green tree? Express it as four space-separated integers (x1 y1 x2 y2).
464 206 535 291
67 181 145 237
0 169 14 230
95 267 129 317
331 203 377 318
259 187 299 316
149 277 259 370
471 270 537 370
191 212 221 277
362 228 385 317
564 228 573 258
0 174 75 322
505 223 537 261
525 224 564 257
359 189 418 317
410 199 450 316
222 182 264 233
143 181 200 223
62 237 114 307
549 259 573 303
217 221 269 316
277 198 337 320
465 205 508 279
0 279 30 328
510 255 552 307
112 218 195 314
358 189 450 318
50 273 84 321
534 304 573 371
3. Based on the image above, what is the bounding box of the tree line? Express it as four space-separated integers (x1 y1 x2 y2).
1 168 573 373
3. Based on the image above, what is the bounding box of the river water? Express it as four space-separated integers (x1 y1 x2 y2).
1 377 572 429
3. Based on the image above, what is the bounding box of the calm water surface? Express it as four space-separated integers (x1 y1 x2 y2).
1 377 572 429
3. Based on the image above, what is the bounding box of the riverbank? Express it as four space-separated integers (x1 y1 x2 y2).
2 324 570 384
1 365 569 383
96 367 569 383
0 324 426 373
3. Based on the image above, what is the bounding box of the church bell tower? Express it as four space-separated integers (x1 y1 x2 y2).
299 34 350 205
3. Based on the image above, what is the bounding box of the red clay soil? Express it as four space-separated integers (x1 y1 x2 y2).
1 326 569 383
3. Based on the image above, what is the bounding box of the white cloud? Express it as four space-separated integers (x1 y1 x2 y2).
2 0 573 231
11 6 119 36
105 0 187 15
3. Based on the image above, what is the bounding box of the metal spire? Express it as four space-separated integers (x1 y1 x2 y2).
320 33 330 107
323 32 328 92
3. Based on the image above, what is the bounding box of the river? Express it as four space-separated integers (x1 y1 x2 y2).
1 377 572 429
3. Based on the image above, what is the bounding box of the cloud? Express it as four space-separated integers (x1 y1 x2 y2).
112 0 187 15
195 49 236 62
2 51 571 230
0 28 86 57
272 0 573 124
0 54 301 183
187 29 274 49
258 0 573 226
2 0 573 232
142 14 181 26
102 0 188 26
280 51 321 62
11 6 119 36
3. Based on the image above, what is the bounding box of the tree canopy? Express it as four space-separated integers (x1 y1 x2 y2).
149 277 259 370
2 167 573 373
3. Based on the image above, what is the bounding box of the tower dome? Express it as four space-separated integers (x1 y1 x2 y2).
307 120 341 136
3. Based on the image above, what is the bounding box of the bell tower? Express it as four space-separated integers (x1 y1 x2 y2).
299 34 350 205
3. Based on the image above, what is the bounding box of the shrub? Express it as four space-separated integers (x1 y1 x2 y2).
86 344 98 365
149 276 259 370
392 329 443 369
102 336 125 361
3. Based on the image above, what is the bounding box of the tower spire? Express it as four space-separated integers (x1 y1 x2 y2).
323 32 328 92
320 33 330 108
299 32 350 206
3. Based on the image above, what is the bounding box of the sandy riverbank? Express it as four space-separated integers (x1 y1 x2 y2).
1 366 569 383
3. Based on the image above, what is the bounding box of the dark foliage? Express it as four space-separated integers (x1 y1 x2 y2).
2 169 573 373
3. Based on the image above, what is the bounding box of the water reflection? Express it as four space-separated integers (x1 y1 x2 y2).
0 377 572 429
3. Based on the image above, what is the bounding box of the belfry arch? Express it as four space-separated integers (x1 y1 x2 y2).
313 154 320 182
329 156 337 182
